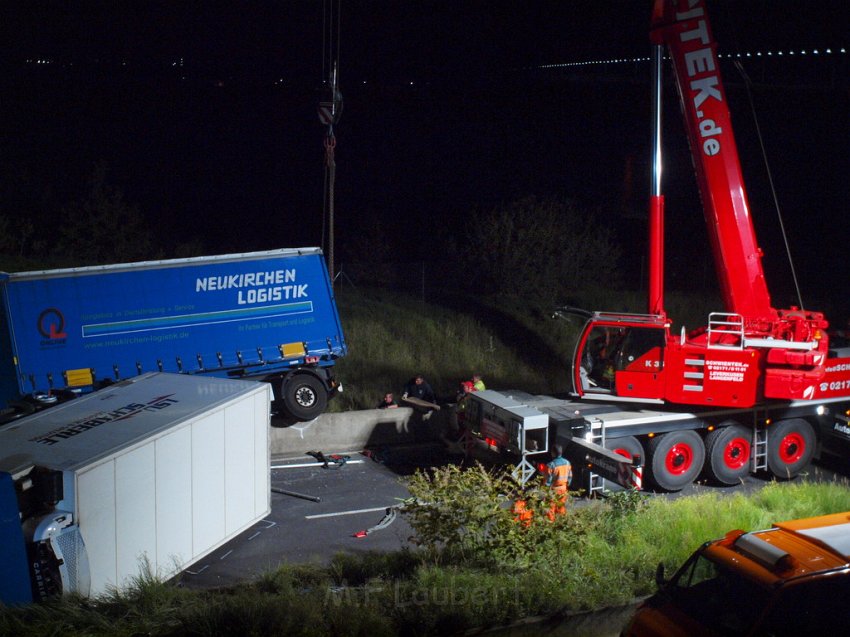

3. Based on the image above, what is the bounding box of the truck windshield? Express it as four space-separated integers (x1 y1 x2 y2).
761 574 850 634
668 552 769 635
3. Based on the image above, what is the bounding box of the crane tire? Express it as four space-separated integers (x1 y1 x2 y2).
602 436 644 492
646 430 705 492
767 418 815 480
703 424 752 485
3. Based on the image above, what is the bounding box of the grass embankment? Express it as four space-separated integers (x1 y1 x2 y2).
330 288 578 411
330 287 718 411
4 476 849 636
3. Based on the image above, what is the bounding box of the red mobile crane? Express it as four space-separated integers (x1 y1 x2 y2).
466 0 850 492
572 0 847 409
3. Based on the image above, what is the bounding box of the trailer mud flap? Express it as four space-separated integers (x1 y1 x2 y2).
565 437 641 489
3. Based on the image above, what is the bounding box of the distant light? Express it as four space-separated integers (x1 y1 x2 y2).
536 43 844 71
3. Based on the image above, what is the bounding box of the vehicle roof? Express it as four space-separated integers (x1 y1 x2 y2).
774 511 850 558
704 512 850 585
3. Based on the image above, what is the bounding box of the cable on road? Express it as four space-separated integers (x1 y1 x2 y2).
353 505 401 538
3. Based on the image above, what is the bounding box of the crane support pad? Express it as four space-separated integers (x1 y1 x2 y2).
565 437 639 488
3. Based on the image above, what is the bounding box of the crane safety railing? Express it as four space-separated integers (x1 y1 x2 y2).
706 312 818 352
707 312 745 350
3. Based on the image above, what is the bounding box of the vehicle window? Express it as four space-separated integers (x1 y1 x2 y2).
669 554 769 635
616 327 665 371
760 574 850 635
581 326 623 390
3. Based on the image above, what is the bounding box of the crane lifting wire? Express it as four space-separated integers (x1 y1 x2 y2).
319 0 343 284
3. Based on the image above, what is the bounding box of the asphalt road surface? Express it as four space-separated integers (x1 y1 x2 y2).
180 444 438 590
180 442 850 591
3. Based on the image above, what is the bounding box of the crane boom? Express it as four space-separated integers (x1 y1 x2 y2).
650 0 774 322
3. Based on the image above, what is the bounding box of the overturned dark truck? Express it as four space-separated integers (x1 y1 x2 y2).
0 247 346 423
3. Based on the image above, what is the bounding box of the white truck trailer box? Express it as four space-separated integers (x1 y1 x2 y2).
0 372 271 598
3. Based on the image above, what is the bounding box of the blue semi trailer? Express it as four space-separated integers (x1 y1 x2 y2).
0 247 347 423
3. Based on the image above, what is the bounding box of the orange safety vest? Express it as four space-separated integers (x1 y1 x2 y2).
547 458 572 493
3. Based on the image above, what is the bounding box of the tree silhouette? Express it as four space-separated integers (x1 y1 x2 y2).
458 196 621 303
57 162 160 265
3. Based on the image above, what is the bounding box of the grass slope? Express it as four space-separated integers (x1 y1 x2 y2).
330 286 720 411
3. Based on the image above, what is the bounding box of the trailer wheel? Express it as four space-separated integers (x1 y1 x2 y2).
646 430 705 492
603 436 644 492
767 418 815 479
704 424 752 485
282 374 328 421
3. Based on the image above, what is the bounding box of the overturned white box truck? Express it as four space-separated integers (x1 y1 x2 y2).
0 372 271 605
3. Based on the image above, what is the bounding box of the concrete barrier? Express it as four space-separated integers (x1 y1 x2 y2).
270 407 449 457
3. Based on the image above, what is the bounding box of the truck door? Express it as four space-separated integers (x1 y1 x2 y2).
612 326 666 399
574 319 667 400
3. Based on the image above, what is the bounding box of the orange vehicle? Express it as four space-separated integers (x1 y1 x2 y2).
622 512 850 635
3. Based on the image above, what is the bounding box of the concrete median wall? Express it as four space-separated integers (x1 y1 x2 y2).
269 407 449 457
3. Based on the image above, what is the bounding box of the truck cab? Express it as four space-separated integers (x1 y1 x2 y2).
574 313 668 402
622 512 850 635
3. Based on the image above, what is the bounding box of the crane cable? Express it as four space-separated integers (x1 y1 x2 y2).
733 60 805 312
320 0 341 280
321 0 341 89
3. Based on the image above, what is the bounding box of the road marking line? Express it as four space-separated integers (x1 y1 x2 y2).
306 505 397 520
271 460 365 469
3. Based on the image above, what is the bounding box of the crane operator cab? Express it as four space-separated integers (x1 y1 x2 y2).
574 313 668 402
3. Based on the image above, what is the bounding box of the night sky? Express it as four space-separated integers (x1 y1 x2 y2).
1 2 848 312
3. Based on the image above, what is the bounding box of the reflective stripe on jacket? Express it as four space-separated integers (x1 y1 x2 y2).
546 457 572 490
